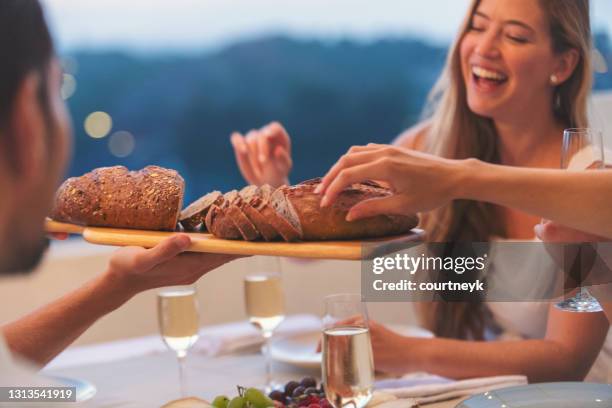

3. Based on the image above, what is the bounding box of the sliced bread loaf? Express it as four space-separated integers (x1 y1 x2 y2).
238 186 279 241
204 191 242 240
257 186 303 242
225 189 260 241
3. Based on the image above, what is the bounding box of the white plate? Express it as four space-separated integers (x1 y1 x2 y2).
46 375 97 403
269 325 433 369
458 382 612 408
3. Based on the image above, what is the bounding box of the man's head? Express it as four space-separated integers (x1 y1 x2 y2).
0 0 72 275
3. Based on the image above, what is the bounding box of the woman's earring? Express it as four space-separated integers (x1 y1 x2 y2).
550 74 559 85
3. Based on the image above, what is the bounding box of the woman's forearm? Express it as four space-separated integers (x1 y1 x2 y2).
455 160 612 238
2 271 134 366
410 337 595 382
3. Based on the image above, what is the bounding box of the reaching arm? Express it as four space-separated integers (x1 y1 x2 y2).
459 161 612 238
2 235 239 366
370 305 609 382
316 144 612 239
3 272 132 366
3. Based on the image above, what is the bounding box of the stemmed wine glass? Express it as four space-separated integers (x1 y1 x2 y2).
322 294 374 408
244 256 285 392
555 128 604 313
157 285 200 398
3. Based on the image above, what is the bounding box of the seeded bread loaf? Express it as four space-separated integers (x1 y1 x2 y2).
284 178 418 240
50 165 184 231
179 191 222 231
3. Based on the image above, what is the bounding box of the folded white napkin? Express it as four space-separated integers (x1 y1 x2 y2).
194 314 321 356
374 373 527 407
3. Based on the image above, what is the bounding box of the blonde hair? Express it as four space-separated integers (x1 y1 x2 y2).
419 0 592 340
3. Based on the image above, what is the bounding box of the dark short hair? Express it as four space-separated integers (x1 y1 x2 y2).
0 0 54 129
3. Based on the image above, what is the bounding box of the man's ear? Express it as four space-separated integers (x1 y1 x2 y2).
7 72 46 189
552 48 580 85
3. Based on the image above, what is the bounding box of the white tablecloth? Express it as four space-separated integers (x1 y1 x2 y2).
42 316 465 408
44 352 465 408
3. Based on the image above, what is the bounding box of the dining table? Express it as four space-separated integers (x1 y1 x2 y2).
42 317 467 408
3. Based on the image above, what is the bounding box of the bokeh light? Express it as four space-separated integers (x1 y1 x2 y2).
61 73 77 100
108 130 135 157
84 111 113 139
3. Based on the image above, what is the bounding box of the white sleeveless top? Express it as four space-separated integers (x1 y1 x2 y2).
485 239 612 383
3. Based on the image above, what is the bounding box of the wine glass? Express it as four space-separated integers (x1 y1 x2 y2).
555 128 604 313
157 285 200 398
322 293 374 408
244 257 285 392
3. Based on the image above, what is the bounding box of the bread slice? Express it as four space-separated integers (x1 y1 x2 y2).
225 190 260 241
271 186 304 239
204 192 242 240
258 184 275 202
238 186 279 241
257 186 303 242
285 179 417 240
238 185 259 203
179 191 222 231
50 165 184 231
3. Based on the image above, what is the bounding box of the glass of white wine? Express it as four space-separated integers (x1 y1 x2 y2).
157 285 200 398
244 258 285 392
322 293 374 408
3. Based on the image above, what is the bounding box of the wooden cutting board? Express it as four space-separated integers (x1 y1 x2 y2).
45 219 423 260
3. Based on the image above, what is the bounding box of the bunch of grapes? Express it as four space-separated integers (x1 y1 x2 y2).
267 377 332 408
211 387 275 408
211 378 332 408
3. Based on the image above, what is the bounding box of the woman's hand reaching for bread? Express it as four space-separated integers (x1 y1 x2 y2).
316 143 466 220
230 121 293 188
105 234 242 296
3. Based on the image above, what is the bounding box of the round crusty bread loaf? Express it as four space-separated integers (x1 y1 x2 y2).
50 165 184 231
284 180 418 241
